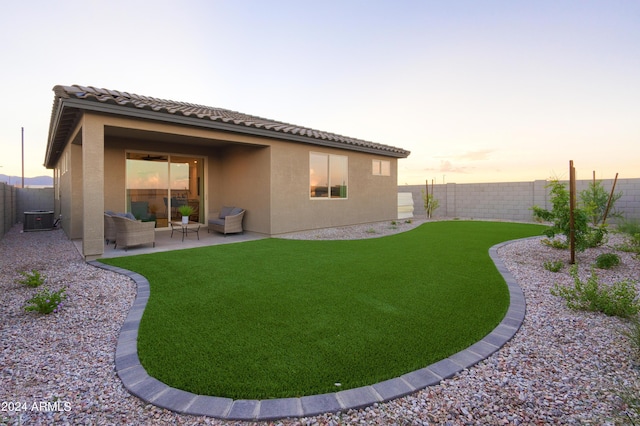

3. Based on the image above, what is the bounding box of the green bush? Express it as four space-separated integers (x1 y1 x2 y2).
551 265 639 318
17 270 44 287
623 318 640 363
24 287 66 314
616 384 640 425
532 179 608 251
616 319 640 424
595 253 620 269
579 179 622 226
543 260 564 272
542 238 569 250
616 218 640 256
617 218 640 237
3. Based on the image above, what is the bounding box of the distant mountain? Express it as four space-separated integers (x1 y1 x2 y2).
0 174 53 187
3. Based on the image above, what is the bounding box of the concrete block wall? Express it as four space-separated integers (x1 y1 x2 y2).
0 183 17 239
400 178 640 223
0 186 54 241
16 188 55 218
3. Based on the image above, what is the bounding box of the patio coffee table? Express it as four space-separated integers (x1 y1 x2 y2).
170 221 201 241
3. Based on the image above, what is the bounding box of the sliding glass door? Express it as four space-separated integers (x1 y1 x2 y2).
126 152 203 228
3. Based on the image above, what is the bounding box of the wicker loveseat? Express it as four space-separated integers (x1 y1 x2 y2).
208 206 245 235
111 215 156 251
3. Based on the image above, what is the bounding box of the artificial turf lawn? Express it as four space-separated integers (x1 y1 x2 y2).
100 220 544 399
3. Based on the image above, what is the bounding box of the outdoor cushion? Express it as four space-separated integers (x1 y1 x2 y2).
209 208 245 235
115 212 137 221
219 206 235 218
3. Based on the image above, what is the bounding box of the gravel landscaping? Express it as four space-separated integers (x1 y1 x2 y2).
1 220 638 425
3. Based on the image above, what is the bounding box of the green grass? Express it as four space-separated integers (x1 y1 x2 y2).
100 220 544 399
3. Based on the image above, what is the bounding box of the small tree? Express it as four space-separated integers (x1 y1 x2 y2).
421 190 439 219
579 179 622 226
532 179 606 251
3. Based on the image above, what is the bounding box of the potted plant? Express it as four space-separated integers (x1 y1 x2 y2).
178 205 194 224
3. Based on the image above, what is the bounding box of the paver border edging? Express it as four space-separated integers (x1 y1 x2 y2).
88 236 533 421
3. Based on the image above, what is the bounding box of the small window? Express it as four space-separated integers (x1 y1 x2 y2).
372 159 390 176
310 152 348 199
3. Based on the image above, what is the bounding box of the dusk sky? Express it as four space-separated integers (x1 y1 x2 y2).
1 1 638 185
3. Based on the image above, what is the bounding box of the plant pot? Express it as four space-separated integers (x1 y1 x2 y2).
181 216 189 224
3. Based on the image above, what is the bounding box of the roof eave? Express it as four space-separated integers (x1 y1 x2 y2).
47 98 410 160
44 98 75 169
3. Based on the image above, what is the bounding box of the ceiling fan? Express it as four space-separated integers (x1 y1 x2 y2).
140 154 166 161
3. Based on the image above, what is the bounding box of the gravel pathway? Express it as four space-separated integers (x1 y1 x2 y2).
1 220 638 425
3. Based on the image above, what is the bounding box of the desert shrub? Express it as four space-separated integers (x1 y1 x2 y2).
421 190 439 219
543 260 564 272
616 383 640 425
24 287 66 314
551 265 639 318
17 269 45 287
542 238 569 250
595 253 620 269
617 218 640 237
623 318 640 363
616 218 640 257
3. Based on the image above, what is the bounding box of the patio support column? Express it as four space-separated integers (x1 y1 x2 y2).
81 114 105 260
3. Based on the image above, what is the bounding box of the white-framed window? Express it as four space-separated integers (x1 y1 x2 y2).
310 152 348 199
372 159 390 176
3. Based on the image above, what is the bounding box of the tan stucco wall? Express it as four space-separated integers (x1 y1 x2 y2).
267 141 399 234
81 115 106 258
218 144 271 233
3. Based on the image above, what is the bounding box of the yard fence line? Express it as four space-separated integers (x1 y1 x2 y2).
400 178 640 223
0 183 54 240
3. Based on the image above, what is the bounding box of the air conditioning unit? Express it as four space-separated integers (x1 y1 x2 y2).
23 211 55 232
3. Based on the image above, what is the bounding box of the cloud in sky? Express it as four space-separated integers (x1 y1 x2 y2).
0 1 638 185
435 160 473 174
452 149 495 162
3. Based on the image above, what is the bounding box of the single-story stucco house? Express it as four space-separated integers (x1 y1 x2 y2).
44 85 410 259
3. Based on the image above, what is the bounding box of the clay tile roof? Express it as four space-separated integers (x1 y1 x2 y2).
46 85 410 167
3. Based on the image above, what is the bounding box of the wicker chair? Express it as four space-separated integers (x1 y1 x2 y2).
111 215 156 251
104 213 117 245
208 207 245 235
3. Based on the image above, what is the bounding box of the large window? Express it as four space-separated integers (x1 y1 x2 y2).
126 152 203 227
310 152 348 199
